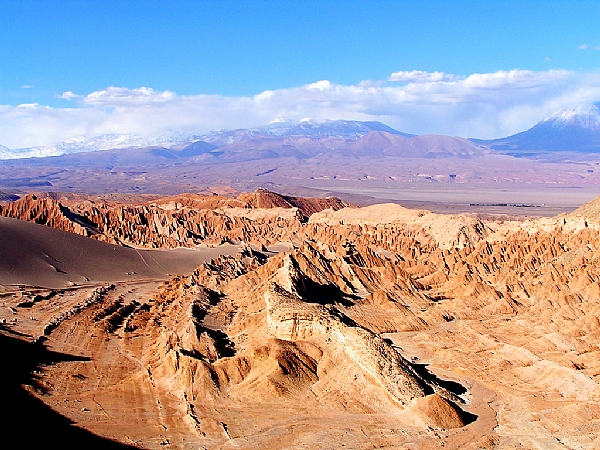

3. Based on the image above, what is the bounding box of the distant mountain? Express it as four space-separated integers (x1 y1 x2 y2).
183 130 488 163
0 131 490 174
0 144 224 170
180 122 488 163
0 120 410 160
0 134 195 160
0 145 10 158
473 103 600 154
256 119 413 138
43 134 189 154
8 107 600 161
197 119 412 147
345 132 489 158
0 144 59 159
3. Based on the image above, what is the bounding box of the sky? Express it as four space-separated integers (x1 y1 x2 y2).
1 0 600 148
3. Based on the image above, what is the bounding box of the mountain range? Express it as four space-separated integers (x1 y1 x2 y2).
0 104 599 161
0 119 412 160
0 131 490 171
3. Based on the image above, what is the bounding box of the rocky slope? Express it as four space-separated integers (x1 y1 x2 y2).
2 191 600 448
0 189 347 248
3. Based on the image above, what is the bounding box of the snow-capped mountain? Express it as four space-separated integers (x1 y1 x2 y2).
0 133 196 160
255 118 412 138
0 145 10 158
542 103 600 129
0 120 411 160
473 102 600 153
38 134 192 155
0 145 61 160
198 119 411 147
198 128 265 147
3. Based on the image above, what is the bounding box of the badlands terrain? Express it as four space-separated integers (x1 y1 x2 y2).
2 189 600 448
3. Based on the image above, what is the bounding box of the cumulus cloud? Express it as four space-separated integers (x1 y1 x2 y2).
305 80 334 91
461 69 570 89
2 69 600 148
59 91 81 101
388 70 455 83
80 86 177 106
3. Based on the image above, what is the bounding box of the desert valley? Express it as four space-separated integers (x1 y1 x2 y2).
1 171 600 448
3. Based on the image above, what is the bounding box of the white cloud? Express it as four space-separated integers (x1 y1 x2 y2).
81 86 177 106
595 46 600 51
461 69 570 89
579 44 589 50
59 91 81 101
306 80 334 91
2 69 600 148
21 85 34 89
388 70 455 83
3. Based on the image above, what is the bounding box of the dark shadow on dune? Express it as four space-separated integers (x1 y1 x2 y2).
383 339 478 426
455 401 478 425
0 327 137 449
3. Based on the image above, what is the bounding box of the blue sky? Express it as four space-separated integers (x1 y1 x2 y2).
1 0 600 148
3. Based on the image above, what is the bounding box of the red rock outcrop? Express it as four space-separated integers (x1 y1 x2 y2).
0 190 348 248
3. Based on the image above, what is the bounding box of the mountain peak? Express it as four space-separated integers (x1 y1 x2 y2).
474 102 600 153
255 118 411 139
542 102 600 129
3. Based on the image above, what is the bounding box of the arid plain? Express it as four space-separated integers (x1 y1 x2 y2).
2 148 600 216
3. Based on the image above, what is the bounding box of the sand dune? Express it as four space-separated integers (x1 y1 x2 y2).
0 216 239 288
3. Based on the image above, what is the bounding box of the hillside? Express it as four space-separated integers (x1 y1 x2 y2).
0 189 348 248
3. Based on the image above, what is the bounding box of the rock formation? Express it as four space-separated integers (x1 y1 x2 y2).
0 190 347 248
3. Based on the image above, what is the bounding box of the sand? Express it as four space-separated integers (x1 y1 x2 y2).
0 216 239 288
